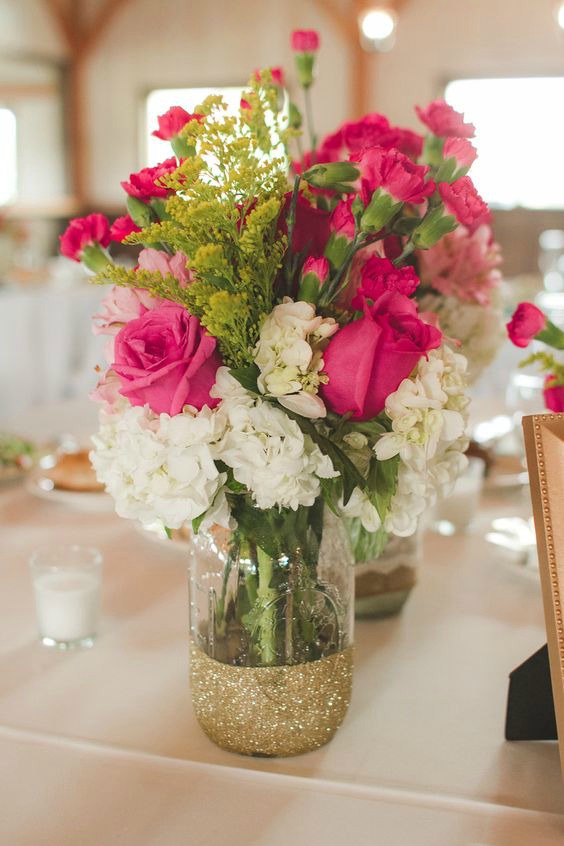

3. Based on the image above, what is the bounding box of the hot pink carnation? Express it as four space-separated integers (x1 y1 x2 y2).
544 377 564 412
112 302 222 416
121 158 178 201
507 302 547 349
356 147 434 206
138 248 193 289
439 177 490 233
110 215 141 242
291 29 320 51
310 117 423 166
59 214 110 262
443 137 477 170
351 256 419 311
417 224 502 306
152 106 202 141
329 199 356 240
416 100 475 138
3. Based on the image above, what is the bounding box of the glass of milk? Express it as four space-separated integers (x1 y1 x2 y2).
29 545 103 649
430 457 486 536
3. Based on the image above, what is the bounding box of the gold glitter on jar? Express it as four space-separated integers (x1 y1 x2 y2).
189 643 354 757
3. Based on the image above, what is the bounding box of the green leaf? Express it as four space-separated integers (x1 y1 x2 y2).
229 363 260 393
191 513 205 535
126 195 155 228
345 518 389 563
367 454 400 522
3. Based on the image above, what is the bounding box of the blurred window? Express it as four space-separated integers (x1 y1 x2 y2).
446 77 564 210
145 87 244 166
0 107 17 205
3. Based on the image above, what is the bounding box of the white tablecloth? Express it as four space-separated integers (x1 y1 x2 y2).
1 400 564 845
0 284 106 423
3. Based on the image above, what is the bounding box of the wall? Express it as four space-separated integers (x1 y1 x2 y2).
85 0 351 206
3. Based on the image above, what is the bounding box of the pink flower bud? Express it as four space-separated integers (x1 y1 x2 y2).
152 106 202 141
415 100 475 138
438 177 490 233
291 30 320 52
507 302 547 348
109 215 141 243
443 137 477 170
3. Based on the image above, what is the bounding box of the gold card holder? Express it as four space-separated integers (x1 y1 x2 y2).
514 414 564 775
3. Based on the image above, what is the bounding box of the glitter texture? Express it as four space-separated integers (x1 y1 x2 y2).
189 643 353 757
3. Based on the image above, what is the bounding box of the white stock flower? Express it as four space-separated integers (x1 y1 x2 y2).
90 402 227 529
213 368 338 510
253 298 338 419
374 345 470 537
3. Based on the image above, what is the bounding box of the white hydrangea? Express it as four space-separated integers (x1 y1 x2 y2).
420 291 505 383
212 368 338 510
90 402 228 529
374 345 470 537
253 298 338 419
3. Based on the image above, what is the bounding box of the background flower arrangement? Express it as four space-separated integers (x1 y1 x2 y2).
59 29 497 676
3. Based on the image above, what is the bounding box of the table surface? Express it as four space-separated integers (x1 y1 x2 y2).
2 400 564 846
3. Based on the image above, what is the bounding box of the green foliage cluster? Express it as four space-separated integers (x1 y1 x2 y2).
96 74 292 367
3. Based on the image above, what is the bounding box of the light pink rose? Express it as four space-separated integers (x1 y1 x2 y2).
90 369 122 412
112 302 222 416
321 289 442 420
356 147 435 206
93 286 160 337
415 100 475 138
507 302 547 349
438 177 490 233
417 224 502 306
137 248 193 288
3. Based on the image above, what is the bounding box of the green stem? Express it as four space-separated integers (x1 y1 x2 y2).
256 546 277 665
304 86 317 162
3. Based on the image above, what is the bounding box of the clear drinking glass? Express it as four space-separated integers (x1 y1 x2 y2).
430 457 486 536
29 545 103 649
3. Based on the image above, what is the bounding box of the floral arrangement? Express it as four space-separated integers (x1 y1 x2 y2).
59 30 487 665
507 302 564 411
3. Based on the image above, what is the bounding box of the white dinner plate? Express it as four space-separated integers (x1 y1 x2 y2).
24 470 115 512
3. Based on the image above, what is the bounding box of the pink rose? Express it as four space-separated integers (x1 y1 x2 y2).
112 302 222 416
356 147 434 206
443 137 477 170
240 98 252 111
121 158 178 201
321 295 442 420
93 286 160 337
507 302 547 348
351 257 419 311
417 224 502 306
110 215 141 242
59 213 110 262
291 30 320 51
152 107 202 141
415 100 475 138
138 247 193 289
438 177 490 233
544 377 564 412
